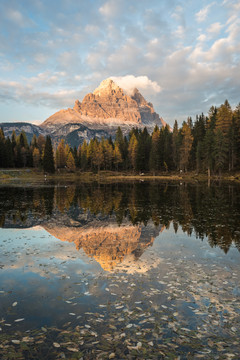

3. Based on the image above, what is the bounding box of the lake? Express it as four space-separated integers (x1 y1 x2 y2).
0 181 239 359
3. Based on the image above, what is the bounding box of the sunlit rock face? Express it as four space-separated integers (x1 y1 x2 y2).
41 78 165 132
42 223 158 271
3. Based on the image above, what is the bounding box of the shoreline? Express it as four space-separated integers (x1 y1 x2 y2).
0 169 240 183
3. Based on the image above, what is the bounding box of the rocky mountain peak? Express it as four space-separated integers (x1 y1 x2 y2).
40 78 166 138
93 78 123 97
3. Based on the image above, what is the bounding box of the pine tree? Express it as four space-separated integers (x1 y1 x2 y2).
233 103 240 168
149 126 160 174
81 140 88 170
203 129 215 177
213 129 228 176
5 137 14 168
136 127 151 172
190 114 206 170
180 122 193 172
115 127 128 169
43 136 55 173
0 128 6 168
163 125 173 170
208 106 217 129
172 120 180 170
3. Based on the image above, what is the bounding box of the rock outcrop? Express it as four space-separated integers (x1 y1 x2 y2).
41 78 165 133
0 78 167 147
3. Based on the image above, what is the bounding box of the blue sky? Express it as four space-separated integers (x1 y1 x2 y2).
0 0 239 127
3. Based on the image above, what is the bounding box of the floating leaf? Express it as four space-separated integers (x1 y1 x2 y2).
67 347 79 352
53 342 61 348
12 340 20 344
126 324 133 328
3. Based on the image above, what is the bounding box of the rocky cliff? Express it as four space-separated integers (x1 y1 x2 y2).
41 78 165 133
0 78 166 147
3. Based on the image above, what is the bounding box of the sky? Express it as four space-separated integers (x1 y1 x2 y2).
0 0 240 127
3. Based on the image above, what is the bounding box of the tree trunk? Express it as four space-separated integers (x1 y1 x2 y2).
208 167 211 178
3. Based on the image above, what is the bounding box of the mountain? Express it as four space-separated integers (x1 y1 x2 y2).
0 78 166 147
0 122 46 143
41 78 165 136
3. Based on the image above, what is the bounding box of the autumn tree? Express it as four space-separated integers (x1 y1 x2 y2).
216 100 232 135
32 148 41 168
56 139 66 169
128 133 138 171
102 138 113 170
113 144 122 171
66 151 76 172
92 139 104 172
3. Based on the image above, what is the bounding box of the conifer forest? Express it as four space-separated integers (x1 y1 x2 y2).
1 100 240 176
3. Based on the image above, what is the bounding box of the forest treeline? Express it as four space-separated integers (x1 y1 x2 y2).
0 100 240 175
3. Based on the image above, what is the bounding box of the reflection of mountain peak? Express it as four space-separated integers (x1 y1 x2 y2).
42 223 161 271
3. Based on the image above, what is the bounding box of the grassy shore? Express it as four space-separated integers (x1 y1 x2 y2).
0 168 240 183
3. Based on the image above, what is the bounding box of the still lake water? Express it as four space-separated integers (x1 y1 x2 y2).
0 181 239 359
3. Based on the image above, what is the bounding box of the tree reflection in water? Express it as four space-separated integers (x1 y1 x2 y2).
0 181 240 253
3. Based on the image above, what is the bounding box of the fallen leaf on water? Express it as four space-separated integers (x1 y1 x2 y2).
12 340 20 344
53 342 61 348
67 347 79 352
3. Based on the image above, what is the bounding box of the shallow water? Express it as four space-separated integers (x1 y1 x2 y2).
0 181 239 359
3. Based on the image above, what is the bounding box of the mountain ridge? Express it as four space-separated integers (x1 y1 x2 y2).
0 78 167 147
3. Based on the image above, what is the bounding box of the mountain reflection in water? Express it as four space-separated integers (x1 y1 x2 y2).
0 181 240 268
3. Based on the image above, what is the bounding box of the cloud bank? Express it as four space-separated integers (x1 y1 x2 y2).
0 0 240 125
111 75 161 96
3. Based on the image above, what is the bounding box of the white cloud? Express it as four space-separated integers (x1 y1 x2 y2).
197 34 207 42
85 24 100 36
207 22 223 35
0 80 80 108
99 0 121 17
110 75 161 96
174 25 185 39
195 3 214 23
5 8 34 28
